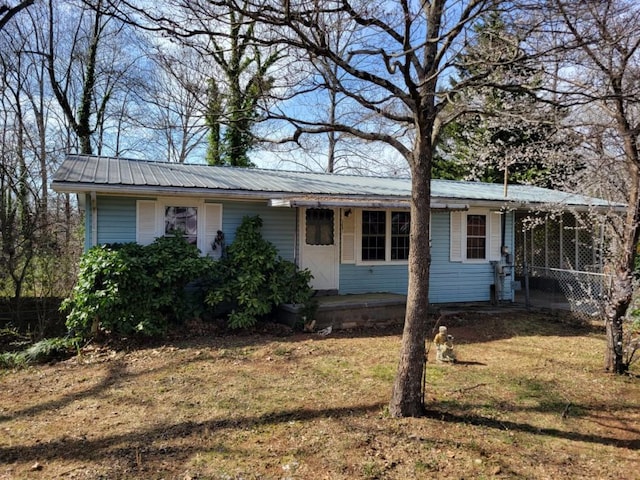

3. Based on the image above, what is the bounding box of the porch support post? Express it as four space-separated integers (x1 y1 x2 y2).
545 215 549 269
91 191 97 247
575 216 579 270
530 222 534 270
559 216 564 269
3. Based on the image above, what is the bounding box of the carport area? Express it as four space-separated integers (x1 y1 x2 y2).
513 210 611 319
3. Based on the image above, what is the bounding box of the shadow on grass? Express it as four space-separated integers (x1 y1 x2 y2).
0 355 207 424
155 311 600 354
0 402 387 465
49 307 603 361
355 311 594 345
2 393 638 467
424 407 640 450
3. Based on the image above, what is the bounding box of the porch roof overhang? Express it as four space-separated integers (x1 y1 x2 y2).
268 197 469 210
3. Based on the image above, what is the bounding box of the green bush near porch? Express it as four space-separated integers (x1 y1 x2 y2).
62 236 212 338
61 216 314 339
205 215 314 329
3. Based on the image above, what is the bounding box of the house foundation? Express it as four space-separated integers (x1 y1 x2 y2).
278 293 407 330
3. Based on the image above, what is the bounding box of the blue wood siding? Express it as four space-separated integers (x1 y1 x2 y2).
96 196 137 245
89 196 296 261
338 211 515 303
89 195 514 303
339 264 408 295
430 211 514 303
221 201 297 261
83 194 92 250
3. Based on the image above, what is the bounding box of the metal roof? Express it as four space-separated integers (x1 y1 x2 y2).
52 154 621 210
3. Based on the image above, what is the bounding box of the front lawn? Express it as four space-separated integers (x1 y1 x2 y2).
0 312 638 479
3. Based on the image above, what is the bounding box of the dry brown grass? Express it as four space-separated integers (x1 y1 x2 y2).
0 311 638 479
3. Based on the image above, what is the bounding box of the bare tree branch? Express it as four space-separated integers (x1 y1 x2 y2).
0 0 33 31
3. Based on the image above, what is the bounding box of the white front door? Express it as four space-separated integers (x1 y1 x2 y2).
299 207 339 291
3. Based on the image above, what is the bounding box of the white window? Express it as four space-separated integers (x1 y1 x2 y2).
361 210 386 261
136 198 222 257
391 211 411 260
450 209 501 262
165 206 198 245
355 209 411 264
466 214 487 260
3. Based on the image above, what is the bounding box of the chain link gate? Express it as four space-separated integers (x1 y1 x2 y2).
514 211 611 319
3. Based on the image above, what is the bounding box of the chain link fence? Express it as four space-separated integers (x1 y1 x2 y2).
514 211 611 319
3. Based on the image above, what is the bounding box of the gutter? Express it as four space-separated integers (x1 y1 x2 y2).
51 182 284 199
269 198 469 210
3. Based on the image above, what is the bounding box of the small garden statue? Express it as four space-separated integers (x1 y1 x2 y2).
212 230 226 257
434 326 456 363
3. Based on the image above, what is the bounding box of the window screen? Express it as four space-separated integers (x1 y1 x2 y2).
306 208 334 245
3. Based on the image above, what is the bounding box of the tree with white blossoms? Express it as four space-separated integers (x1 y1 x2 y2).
435 11 582 188
524 0 640 373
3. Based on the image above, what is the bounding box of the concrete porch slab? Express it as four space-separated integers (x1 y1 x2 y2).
278 293 407 330
277 288 574 332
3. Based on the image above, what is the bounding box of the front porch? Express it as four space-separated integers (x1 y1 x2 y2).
279 293 407 330
278 290 573 331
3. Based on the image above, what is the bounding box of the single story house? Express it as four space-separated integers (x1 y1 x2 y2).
52 154 618 305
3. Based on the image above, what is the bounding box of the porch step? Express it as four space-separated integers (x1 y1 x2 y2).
278 293 407 330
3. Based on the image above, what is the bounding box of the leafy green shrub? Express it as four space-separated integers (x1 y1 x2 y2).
0 352 26 369
62 236 213 339
23 337 78 364
0 337 78 369
0 325 31 353
62 243 147 338
205 215 314 329
143 236 214 321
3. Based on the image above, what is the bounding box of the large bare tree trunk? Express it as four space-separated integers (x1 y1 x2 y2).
603 75 640 372
389 139 432 417
388 0 445 417
605 267 633 373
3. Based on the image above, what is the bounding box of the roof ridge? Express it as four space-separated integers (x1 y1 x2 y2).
66 153 414 181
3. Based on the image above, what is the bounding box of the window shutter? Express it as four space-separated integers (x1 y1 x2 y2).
341 209 355 263
489 212 502 261
450 211 463 262
204 203 223 258
136 200 158 245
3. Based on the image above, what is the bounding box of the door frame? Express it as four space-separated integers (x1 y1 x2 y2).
298 207 340 291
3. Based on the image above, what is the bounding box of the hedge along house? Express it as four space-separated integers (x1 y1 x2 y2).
52 155 620 326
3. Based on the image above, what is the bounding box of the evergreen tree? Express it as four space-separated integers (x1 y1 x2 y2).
204 8 279 167
435 12 582 187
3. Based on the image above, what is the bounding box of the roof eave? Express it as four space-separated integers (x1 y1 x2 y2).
50 182 414 204
51 182 284 200
51 181 625 212
437 197 625 212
